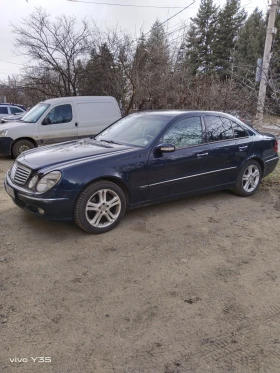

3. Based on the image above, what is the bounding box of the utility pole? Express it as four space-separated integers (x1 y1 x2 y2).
255 0 278 128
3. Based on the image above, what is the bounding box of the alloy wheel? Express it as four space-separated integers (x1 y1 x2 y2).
242 165 260 193
85 189 122 228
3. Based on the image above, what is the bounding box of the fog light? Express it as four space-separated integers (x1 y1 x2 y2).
38 208 44 215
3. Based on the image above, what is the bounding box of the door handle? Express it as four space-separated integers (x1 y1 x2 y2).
75 122 78 127
239 145 248 151
197 152 209 158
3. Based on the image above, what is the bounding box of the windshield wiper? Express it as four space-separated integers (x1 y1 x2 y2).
100 139 121 145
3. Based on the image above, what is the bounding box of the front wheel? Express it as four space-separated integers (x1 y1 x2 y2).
12 139 35 158
74 180 127 234
233 160 262 197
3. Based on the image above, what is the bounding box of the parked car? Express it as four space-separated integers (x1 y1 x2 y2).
0 103 26 120
1 112 27 124
0 96 121 158
4 111 279 234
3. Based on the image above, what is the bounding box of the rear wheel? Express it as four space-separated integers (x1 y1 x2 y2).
12 139 35 158
74 180 126 234
233 160 262 197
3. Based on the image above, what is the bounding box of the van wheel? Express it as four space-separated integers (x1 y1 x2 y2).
12 139 35 158
74 180 126 234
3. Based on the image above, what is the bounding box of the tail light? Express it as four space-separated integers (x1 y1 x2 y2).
274 139 278 153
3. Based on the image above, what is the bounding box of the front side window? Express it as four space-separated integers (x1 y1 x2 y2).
0 107 8 114
10 106 24 115
205 116 234 142
21 103 50 123
231 121 248 138
43 104 73 125
162 117 203 148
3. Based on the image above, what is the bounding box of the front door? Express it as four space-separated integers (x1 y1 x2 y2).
39 104 78 145
146 115 213 201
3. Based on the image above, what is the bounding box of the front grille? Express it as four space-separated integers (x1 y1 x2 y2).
10 162 31 185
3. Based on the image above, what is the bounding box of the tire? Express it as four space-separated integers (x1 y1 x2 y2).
233 160 262 197
74 180 127 234
12 139 35 158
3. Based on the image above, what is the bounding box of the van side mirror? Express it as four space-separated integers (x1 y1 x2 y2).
42 117 51 125
155 143 175 153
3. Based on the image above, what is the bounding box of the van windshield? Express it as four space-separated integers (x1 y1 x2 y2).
21 103 50 123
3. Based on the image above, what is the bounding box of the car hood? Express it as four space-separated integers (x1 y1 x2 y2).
0 121 28 129
2 114 25 121
17 138 136 170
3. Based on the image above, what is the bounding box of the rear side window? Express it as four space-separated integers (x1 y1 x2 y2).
0 107 8 114
162 116 203 148
205 116 234 142
10 106 24 115
75 102 118 122
231 121 248 138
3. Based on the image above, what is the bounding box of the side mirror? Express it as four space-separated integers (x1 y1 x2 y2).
155 143 175 153
42 117 51 125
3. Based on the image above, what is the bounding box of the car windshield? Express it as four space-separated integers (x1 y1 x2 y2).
21 103 50 123
95 113 171 147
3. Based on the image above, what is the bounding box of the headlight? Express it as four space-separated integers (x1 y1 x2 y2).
0 130 7 137
36 171 61 193
28 175 39 189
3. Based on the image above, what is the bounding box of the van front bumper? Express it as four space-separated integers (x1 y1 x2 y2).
0 137 13 156
4 173 75 221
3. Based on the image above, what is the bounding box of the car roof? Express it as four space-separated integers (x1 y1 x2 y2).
42 96 116 104
0 103 26 108
134 110 257 134
132 110 241 118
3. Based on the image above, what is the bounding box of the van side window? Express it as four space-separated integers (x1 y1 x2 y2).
43 104 72 125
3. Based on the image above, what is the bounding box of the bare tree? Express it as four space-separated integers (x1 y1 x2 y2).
13 8 90 97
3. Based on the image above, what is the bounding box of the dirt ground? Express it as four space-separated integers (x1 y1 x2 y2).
0 156 280 373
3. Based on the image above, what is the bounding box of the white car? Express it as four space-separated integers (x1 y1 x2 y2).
0 96 122 158
0 103 26 119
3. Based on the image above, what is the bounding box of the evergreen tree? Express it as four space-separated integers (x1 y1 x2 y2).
145 20 171 108
235 8 266 69
79 42 124 100
213 0 246 75
185 0 218 74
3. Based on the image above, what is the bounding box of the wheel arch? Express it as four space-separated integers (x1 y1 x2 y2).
11 137 38 151
247 156 264 176
77 176 130 207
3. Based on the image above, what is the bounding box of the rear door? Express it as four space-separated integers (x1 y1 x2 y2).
147 115 214 200
204 114 253 185
39 103 78 145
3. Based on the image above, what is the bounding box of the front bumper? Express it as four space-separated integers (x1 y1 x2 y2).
4 173 75 221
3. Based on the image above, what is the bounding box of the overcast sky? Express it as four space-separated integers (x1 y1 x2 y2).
0 0 269 80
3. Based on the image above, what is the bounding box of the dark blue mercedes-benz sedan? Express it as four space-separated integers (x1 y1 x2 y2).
4 111 279 233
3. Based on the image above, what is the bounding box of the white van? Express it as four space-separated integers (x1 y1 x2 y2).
0 96 121 158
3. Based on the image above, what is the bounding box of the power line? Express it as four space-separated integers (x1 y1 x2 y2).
66 0 186 9
0 59 23 66
133 1 195 44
